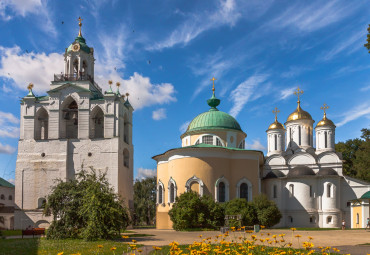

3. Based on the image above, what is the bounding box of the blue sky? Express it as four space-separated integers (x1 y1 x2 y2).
0 0 370 183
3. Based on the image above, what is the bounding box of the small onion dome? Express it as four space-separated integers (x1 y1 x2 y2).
67 36 91 54
360 191 370 199
316 113 336 128
267 119 285 131
286 101 313 122
317 167 338 176
264 170 286 179
287 166 315 177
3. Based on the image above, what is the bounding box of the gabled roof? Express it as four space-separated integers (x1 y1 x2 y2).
47 83 91 93
0 177 14 188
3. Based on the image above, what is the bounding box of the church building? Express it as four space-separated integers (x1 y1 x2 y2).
154 81 370 229
14 19 134 229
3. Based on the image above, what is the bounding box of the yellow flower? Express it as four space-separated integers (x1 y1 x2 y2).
97 245 103 248
138 249 143 253
110 247 116 251
153 246 162 250
295 234 302 238
122 235 129 239
57 253 64 255
132 239 137 243
290 227 296 231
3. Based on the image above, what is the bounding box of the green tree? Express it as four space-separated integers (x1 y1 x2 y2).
168 191 224 230
224 199 257 227
252 194 281 227
44 168 130 240
335 128 370 182
365 24 370 53
133 176 156 226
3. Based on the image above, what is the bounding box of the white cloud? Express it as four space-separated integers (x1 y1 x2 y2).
360 85 370 92
179 121 190 133
336 102 370 127
0 142 16 154
320 29 365 61
280 87 297 100
245 139 265 150
0 111 19 125
281 66 310 79
0 46 63 93
7 178 15 184
147 0 241 50
136 167 157 180
268 1 357 33
152 108 167 120
0 111 20 138
229 74 269 117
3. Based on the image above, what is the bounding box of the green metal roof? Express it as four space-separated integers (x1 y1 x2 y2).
0 177 14 188
360 191 370 199
67 36 91 54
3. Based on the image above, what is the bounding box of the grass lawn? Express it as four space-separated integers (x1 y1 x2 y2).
0 238 131 255
0 229 22 236
274 227 341 231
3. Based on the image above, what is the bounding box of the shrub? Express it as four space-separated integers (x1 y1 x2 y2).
168 191 224 230
224 199 257 227
44 168 130 240
252 194 282 227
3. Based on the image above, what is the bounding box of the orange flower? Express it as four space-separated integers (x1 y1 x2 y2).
110 247 116 251
97 245 103 248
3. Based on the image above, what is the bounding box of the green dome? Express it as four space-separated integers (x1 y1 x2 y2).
185 92 242 134
361 191 370 199
67 36 91 54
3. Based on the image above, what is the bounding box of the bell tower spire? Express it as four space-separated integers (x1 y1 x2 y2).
78 17 83 37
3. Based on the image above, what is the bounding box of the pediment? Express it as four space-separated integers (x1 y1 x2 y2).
287 152 316 165
265 155 286 166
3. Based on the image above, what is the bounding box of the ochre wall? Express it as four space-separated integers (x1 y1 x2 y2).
156 152 260 229
352 206 362 228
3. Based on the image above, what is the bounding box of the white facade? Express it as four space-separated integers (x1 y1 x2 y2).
264 103 370 228
0 182 15 230
14 32 134 229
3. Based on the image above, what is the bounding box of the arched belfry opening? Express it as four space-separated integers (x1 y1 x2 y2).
61 98 78 139
34 108 48 140
123 149 130 168
123 114 129 144
73 59 79 77
90 106 104 138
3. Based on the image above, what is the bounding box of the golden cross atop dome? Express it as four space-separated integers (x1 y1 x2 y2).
211 77 216 92
320 103 329 118
78 17 83 37
272 107 280 121
27 83 34 91
293 86 303 102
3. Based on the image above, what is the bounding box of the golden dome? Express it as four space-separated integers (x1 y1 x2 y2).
267 120 285 131
286 101 313 122
316 114 335 128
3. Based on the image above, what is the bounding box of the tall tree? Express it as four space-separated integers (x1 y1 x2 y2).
365 24 370 53
133 176 156 226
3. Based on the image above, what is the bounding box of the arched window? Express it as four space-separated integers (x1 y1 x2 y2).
289 184 294 197
240 183 248 200
90 106 104 138
124 114 129 144
274 134 277 150
327 216 332 224
123 149 129 168
168 177 177 204
0 194 4 200
216 137 222 146
356 213 359 224
308 127 311 145
298 126 301 145
238 140 245 149
236 178 252 201
309 185 313 198
325 132 328 148
38 198 46 209
35 108 49 140
8 195 12 200
82 60 87 75
310 216 315 223
185 176 204 196
273 185 277 198
61 98 78 139
73 59 78 76
327 183 332 198
157 180 164 205
218 182 226 202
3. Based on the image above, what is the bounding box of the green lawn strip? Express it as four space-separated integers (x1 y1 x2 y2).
149 244 338 255
133 225 155 229
0 229 22 236
274 227 340 231
0 238 131 255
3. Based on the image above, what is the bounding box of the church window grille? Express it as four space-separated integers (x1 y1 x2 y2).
0 194 4 200
273 185 277 198
327 184 332 198
8 195 12 200
168 178 177 204
289 184 294 197
169 183 175 203
325 132 328 148
240 183 248 201
274 134 277 150
298 126 301 145
218 182 226 202
309 185 313 197
202 135 213 145
158 186 163 204
216 138 222 146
